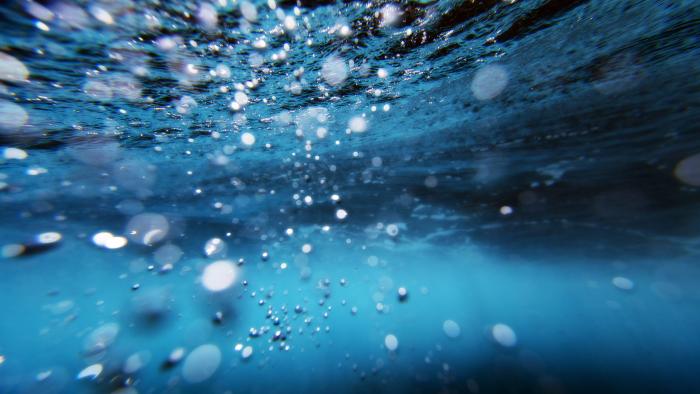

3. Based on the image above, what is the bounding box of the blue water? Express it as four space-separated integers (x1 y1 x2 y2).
1 0 700 393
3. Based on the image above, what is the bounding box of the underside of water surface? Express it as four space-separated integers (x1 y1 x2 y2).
1 0 700 393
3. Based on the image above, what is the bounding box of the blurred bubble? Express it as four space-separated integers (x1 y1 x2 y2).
492 323 517 347
154 243 183 266
296 107 329 139
37 232 62 244
123 351 150 374
241 132 255 146
67 140 120 166
0 52 29 82
92 231 128 249
182 344 221 383
83 323 119 356
89 5 114 25
336 209 348 220
443 319 461 338
348 116 367 133
240 1 258 22
107 73 142 100
2 244 25 258
0 100 28 132
202 260 238 292
384 334 398 351
25 1 55 22
76 364 102 380
204 237 227 257
52 2 90 29
284 15 297 31
3 147 28 160
674 153 700 186
113 159 156 196
471 64 508 100
322 55 348 86
612 276 634 291
83 80 113 100
197 3 218 30
176 96 198 114
380 4 402 27
126 213 169 246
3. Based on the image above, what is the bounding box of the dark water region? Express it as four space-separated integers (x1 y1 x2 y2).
1 0 700 393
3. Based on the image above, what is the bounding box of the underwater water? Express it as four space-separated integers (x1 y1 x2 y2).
1 0 700 392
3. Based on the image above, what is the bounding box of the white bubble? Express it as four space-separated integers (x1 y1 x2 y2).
241 345 253 359
240 1 258 22
386 224 399 237
380 4 402 27
92 231 127 249
3 147 27 160
500 205 513 215
321 55 348 86
0 100 28 131
176 96 197 114
287 81 301 95
0 52 29 82
126 213 169 246
156 36 180 51
36 21 50 31
234 91 249 106
182 344 221 383
2 244 25 258
204 237 227 257
471 64 509 100
424 175 438 188
37 232 61 244
202 260 238 292
123 352 149 374
168 347 186 364
674 153 700 186
52 2 89 29
241 132 255 146
492 323 517 347
83 80 113 101
105 236 127 249
249 53 264 68
197 3 218 29
76 363 103 380
612 276 634 291
83 323 119 355
301 243 312 254
153 243 183 265
384 334 398 351
108 74 142 100
442 320 461 338
89 5 114 25
339 25 352 37
336 209 348 220
348 116 367 133
377 68 389 78
284 15 297 31
215 64 231 78
25 1 55 22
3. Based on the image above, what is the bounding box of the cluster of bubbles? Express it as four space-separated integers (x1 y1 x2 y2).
0 0 575 390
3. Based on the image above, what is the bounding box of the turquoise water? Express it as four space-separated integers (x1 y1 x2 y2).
1 0 700 393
